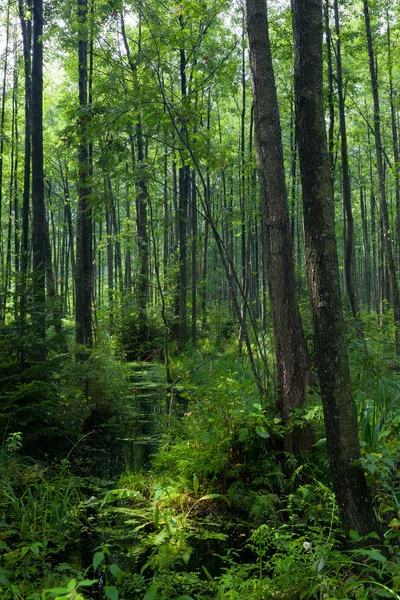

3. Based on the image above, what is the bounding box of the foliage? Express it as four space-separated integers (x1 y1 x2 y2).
0 455 84 600
118 308 166 361
0 321 129 453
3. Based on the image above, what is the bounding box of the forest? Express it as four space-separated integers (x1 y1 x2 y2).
1 0 400 597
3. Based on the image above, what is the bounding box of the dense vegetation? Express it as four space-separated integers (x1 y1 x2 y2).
1 0 400 597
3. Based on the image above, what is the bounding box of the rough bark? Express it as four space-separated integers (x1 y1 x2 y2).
31 0 46 352
75 0 93 348
244 0 311 422
292 0 380 537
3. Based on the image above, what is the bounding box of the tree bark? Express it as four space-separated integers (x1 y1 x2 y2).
334 0 358 317
18 0 32 351
31 0 46 354
75 0 93 348
364 0 400 354
244 0 311 424
292 0 380 538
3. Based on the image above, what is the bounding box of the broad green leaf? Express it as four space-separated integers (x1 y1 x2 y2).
144 585 159 600
198 494 230 505
357 549 387 563
93 551 105 572
77 579 98 587
105 585 119 600
109 563 123 584
238 427 249 441
255 426 269 439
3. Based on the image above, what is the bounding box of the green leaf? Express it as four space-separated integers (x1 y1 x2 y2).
317 556 324 573
373 590 398 598
238 427 249 441
255 426 269 439
109 563 123 584
44 587 70 594
153 504 160 528
198 494 230 505
105 585 119 600
0 573 9 586
357 549 387 563
348 529 360 540
193 473 199 496
67 578 77 591
93 551 105 572
253 403 263 411
77 579 98 588
144 585 159 600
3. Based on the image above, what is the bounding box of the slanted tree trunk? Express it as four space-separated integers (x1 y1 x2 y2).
244 0 311 426
292 0 380 538
364 0 400 355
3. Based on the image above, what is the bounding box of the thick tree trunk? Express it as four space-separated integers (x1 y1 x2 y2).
75 0 93 348
293 0 380 538
244 0 311 423
31 0 46 353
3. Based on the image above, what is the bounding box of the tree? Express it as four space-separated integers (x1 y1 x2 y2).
292 0 380 537
75 0 93 348
244 0 311 428
31 0 46 354
363 0 400 355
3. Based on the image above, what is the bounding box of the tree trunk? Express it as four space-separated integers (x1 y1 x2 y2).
292 0 380 538
18 0 32 353
333 0 364 342
191 170 197 345
244 0 311 425
75 0 93 348
364 0 400 354
386 10 400 272
120 12 149 337
0 1 10 317
31 0 46 354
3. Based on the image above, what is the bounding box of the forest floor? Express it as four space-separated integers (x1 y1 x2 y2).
2 344 400 599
